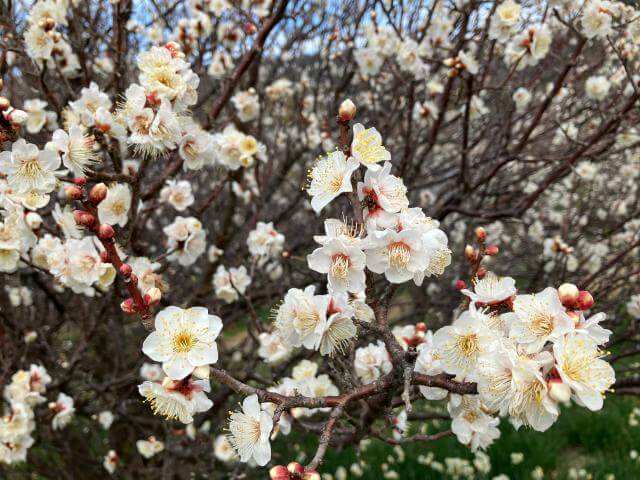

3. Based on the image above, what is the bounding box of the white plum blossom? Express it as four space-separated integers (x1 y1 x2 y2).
307 150 359 213
227 394 273 466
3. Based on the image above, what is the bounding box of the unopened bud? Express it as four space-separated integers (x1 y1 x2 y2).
89 182 108 205
464 245 477 262
338 99 357 122
73 210 95 226
415 322 427 333
74 176 87 186
100 250 110 263
244 22 257 35
192 365 209 379
269 466 290 480
0 97 10 111
144 287 162 306
303 471 320 480
548 378 571 403
119 263 132 278
455 279 467 290
474 226 486 243
120 298 136 314
288 462 304 474
577 290 594 310
98 224 114 240
25 212 42 229
7 108 27 125
485 245 499 256
65 185 83 200
558 283 579 306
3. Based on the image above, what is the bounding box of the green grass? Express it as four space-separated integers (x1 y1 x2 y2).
275 396 640 479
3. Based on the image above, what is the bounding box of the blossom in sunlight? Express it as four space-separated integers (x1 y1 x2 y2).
357 162 409 230
448 395 500 451
506 287 574 353
138 377 213 424
228 394 273 466
433 307 495 381
48 126 97 176
364 228 427 284
553 334 615 411
274 286 328 350
142 306 223 380
97 183 132 227
318 293 357 356
307 150 359 213
461 272 516 305
0 139 60 194
350 123 391 171
307 238 366 294
48 392 75 430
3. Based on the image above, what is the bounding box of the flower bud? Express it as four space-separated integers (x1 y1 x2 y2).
89 182 108 205
144 287 162 306
73 210 95 226
7 108 27 125
120 298 136 314
474 226 486 243
415 322 427 333
485 245 499 256
25 212 42 229
98 224 115 240
303 471 320 480
65 185 83 200
100 250 111 263
338 99 357 121
0 97 10 111
244 22 257 35
455 279 467 290
548 378 571 403
558 283 579 306
577 290 594 310
269 465 290 480
24 331 38 344
119 263 132 278
74 176 87 186
464 245 477 262
288 462 304 474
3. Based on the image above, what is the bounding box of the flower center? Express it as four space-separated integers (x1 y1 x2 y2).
456 333 479 356
172 331 196 353
330 254 350 280
387 242 411 269
531 313 554 336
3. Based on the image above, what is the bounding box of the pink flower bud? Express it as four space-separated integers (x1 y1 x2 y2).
89 183 108 205
455 279 467 290
144 287 162 306
65 185 83 200
74 176 87 186
0 97 10 111
269 465 290 479
98 224 115 240
73 210 95 226
120 298 136 314
119 264 132 278
485 245 499 256
338 99 357 121
128 273 138 286
415 322 427 333
100 251 111 263
474 226 486 243
577 290 594 311
244 22 257 35
464 245 477 262
287 462 304 474
558 283 579 306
